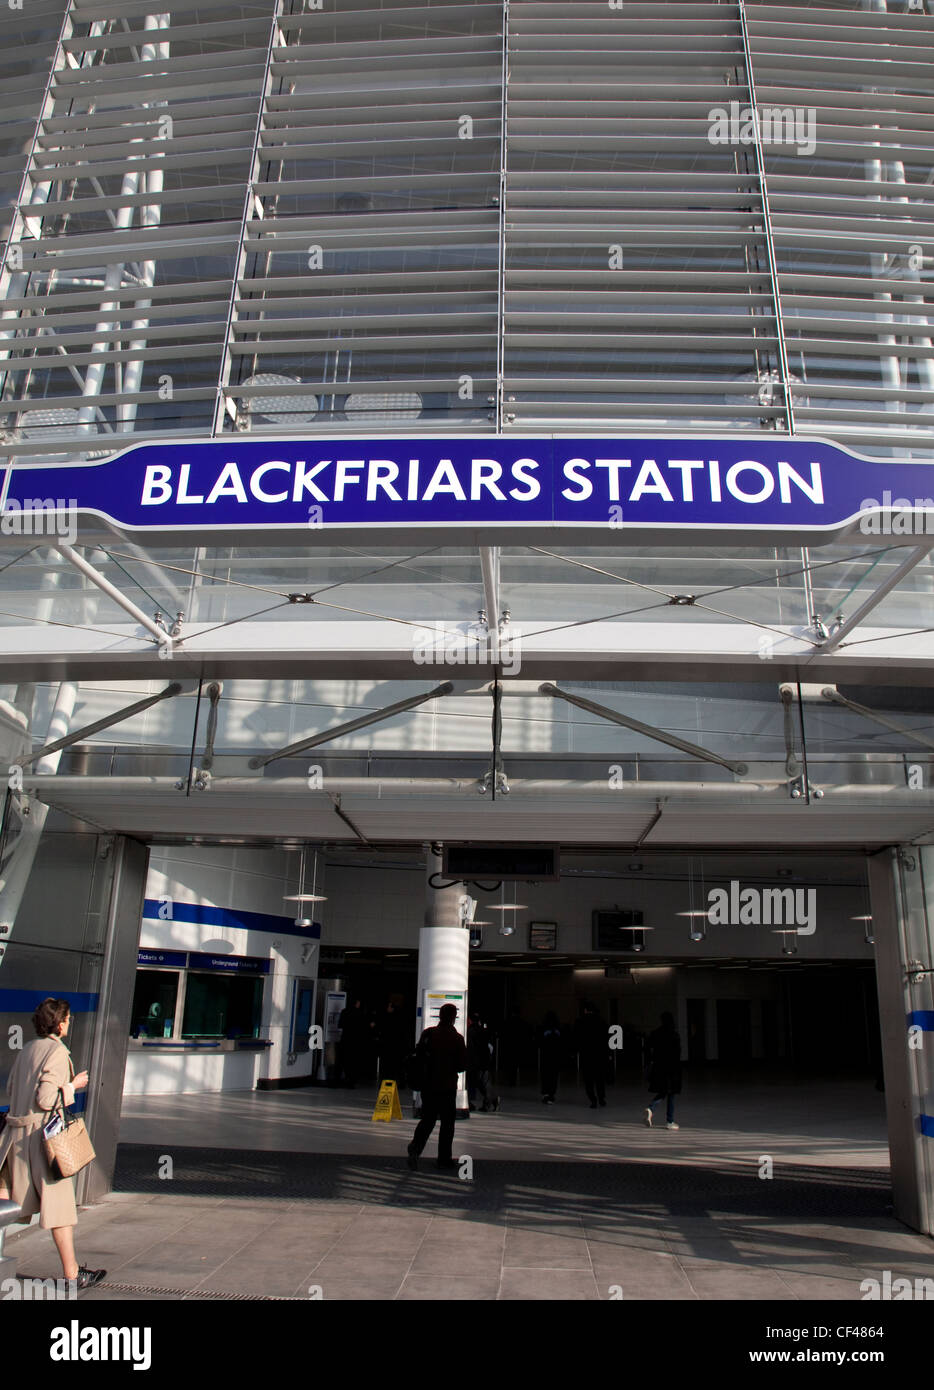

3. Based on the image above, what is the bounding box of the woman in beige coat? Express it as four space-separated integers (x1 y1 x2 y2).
0 998 106 1289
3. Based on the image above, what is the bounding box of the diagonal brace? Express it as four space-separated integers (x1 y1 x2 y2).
56 541 177 647
821 688 934 753
820 544 933 653
16 682 189 768
249 681 454 769
539 683 748 776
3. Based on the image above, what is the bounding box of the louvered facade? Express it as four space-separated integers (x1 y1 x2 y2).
0 0 931 455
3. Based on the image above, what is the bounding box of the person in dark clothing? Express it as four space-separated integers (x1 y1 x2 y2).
644 1011 682 1129
575 1001 609 1109
466 1011 495 1112
336 998 367 1088
377 1000 408 1087
499 1007 528 1086
539 1011 563 1104
407 1003 468 1170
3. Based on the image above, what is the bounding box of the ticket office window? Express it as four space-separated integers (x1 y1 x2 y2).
181 971 264 1040
131 968 183 1040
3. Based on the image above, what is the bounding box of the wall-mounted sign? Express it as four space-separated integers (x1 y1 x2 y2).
593 909 646 952
421 990 467 1038
529 922 558 951
2 435 932 547
187 951 271 974
137 949 188 968
324 990 346 1043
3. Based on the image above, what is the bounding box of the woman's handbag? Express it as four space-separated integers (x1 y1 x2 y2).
43 1089 95 1179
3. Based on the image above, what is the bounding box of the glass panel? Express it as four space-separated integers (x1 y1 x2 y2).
130 969 180 1040
181 971 262 1039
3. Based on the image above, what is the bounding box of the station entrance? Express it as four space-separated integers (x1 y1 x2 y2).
104 837 898 1265
5 813 925 1233
2 672 934 1237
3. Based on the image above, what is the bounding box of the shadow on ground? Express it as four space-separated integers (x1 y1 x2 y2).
115 1142 891 1224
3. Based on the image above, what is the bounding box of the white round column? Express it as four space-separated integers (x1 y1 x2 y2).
415 845 470 1114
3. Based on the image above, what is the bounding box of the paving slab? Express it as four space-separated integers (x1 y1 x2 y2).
397 1273 502 1300
498 1268 601 1299
2 1077 910 1302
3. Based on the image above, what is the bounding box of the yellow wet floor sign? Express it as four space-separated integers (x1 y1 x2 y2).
372 1080 403 1121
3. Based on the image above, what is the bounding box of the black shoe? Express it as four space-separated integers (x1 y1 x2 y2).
75 1267 106 1290
589 1101 598 1109
406 1148 419 1170
599 1099 607 1107
435 1158 458 1171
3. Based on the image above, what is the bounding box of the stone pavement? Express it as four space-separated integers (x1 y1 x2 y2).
4 1079 931 1301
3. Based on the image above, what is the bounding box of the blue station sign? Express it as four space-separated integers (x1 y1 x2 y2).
187 952 271 975
2 435 933 546
137 949 188 969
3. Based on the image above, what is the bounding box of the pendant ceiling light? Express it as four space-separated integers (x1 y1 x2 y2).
283 846 328 908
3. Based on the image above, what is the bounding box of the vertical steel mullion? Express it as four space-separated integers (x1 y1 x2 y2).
495 0 508 434
0 3 75 408
0 4 73 294
737 0 795 436
799 545 817 633
3 16 109 411
211 4 283 436
119 12 172 430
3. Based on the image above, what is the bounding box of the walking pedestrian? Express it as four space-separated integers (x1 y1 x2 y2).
643 1011 682 1130
377 1000 408 1088
0 998 106 1288
575 1001 609 1108
539 1011 563 1104
499 1006 528 1087
336 998 367 1088
466 1011 495 1111
406 1003 468 1171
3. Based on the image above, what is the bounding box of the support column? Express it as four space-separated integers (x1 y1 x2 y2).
416 845 469 1114
868 847 934 1236
0 681 78 938
78 836 149 1204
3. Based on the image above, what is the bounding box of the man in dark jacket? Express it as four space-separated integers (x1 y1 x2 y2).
406 1003 468 1170
336 998 367 1088
466 1010 493 1111
575 1001 609 1108
644 1011 683 1130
